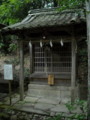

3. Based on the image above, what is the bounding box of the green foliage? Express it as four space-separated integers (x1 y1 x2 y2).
24 68 30 77
74 99 87 113
65 102 76 113
8 43 17 52
0 103 13 119
0 35 5 53
66 99 87 113
0 0 85 25
45 100 87 120
0 38 17 54
58 0 85 10
0 0 32 24
46 114 63 120
4 57 19 66
65 100 87 120
0 0 58 25
0 43 4 49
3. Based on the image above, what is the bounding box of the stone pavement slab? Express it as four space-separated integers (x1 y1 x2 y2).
13 96 70 115
15 102 46 115
37 98 60 105
34 103 55 112
24 96 39 103
50 104 69 113
2 94 72 115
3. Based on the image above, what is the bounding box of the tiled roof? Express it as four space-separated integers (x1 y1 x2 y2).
1 8 86 34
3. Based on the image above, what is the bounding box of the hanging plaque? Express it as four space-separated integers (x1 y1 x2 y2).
4 64 13 80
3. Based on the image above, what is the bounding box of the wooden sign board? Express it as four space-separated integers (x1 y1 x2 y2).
48 75 54 85
4 64 13 80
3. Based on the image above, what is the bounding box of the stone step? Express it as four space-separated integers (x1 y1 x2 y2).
27 84 71 104
28 84 71 91
27 89 70 97
27 89 59 97
24 96 60 105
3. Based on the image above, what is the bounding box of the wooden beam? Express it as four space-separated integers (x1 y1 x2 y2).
24 36 72 42
19 41 24 101
71 36 76 102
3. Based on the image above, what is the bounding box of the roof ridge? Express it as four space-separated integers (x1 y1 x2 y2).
28 7 58 14
28 7 84 15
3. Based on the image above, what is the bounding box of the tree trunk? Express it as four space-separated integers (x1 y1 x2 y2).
86 0 90 119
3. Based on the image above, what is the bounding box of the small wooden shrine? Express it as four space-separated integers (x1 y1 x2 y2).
1 8 86 103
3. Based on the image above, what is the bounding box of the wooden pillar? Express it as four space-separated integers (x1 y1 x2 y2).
19 41 24 101
71 36 76 102
29 42 33 74
86 1 90 119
